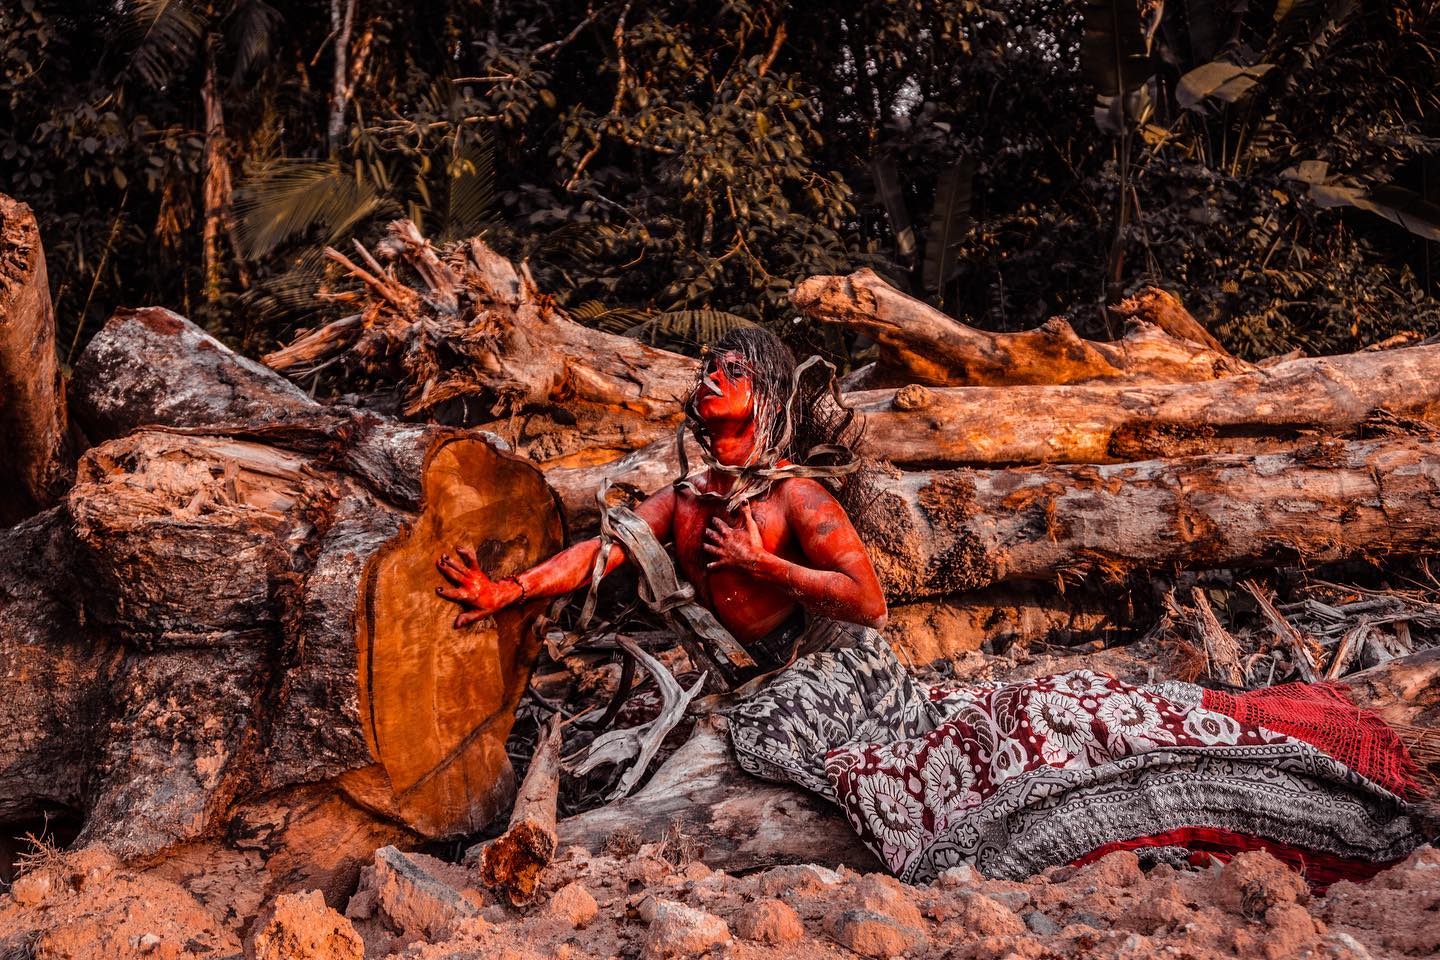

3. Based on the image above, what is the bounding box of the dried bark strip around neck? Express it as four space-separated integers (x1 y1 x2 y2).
795 268 1250 388
0 194 70 522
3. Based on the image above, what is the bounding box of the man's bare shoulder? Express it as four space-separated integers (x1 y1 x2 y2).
777 476 842 511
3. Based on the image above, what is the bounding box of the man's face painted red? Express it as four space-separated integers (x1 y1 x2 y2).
693 350 756 428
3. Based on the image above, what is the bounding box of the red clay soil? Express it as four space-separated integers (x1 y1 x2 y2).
2 834 1437 959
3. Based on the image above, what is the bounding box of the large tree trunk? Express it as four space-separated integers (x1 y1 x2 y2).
796 269 1251 388
550 339 1440 531
853 435 1440 602
0 415 561 897
0 195 70 523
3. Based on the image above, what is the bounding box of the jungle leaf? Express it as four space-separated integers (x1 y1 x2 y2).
1080 0 1154 97
870 156 916 260
1177 61 1275 111
922 157 976 306
1306 180 1440 242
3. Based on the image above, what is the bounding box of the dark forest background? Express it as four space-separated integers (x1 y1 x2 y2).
2 0 1437 367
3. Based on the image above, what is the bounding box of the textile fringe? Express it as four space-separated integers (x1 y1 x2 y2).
1202 682 1423 799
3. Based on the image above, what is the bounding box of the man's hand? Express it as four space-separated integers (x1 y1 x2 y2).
435 544 522 627
703 504 770 573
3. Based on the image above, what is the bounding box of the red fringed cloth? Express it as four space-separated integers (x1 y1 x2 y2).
1202 682 1422 798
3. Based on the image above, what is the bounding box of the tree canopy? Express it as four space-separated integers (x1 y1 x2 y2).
2 0 1436 364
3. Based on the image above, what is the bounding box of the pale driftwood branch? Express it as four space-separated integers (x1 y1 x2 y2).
567 635 707 800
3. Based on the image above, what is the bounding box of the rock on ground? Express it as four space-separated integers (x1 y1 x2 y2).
253 890 364 960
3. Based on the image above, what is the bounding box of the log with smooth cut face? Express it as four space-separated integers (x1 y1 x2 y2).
358 435 564 838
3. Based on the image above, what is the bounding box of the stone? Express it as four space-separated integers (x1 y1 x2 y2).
253 890 364 960
935 865 978 888
546 882 598 928
1073 851 1143 889
1023 910 1060 936
753 863 841 898
1213 851 1308 918
852 872 924 928
641 899 730 959
827 909 927 959
353 845 481 940
942 892 1025 937
9 869 55 906
734 898 803 944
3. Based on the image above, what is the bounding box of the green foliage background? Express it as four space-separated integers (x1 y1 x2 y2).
1 0 1437 364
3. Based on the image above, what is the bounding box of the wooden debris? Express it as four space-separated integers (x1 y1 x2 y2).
1243 581 1322 682
1189 587 1244 686
794 268 1250 388
476 712 564 905
567 635 708 800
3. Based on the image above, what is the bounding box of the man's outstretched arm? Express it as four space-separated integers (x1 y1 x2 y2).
437 484 677 627
703 479 887 629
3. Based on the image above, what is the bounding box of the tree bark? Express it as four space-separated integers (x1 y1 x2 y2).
0 195 70 524
73 305 318 440
796 269 1250 388
852 435 1440 602
555 717 883 873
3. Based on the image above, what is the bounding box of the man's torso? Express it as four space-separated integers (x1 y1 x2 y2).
670 475 807 645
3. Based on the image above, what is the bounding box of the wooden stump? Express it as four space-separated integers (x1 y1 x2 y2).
0 194 70 523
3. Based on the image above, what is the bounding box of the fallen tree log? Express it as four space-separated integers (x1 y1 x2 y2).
0 195 70 523
0 424 561 900
555 717 883 873
261 221 698 467
551 339 1440 530
796 269 1250 388
853 435 1440 602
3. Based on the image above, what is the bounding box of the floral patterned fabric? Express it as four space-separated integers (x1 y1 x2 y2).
727 622 1425 884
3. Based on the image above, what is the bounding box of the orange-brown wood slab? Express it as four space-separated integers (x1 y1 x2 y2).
357 435 564 838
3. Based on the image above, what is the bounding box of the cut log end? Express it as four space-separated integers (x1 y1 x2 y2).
359 435 566 839
479 821 558 905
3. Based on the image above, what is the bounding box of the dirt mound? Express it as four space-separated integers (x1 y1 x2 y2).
6 834 1436 960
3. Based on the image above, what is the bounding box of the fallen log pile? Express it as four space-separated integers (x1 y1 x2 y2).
0 200 1436 940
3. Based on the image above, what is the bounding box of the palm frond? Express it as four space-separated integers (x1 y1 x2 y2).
439 134 497 242
225 0 284 87
622 309 757 347
569 300 653 333
922 157 976 306
233 159 383 259
128 0 208 90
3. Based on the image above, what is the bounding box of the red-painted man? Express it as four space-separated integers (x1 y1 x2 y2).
435 327 885 676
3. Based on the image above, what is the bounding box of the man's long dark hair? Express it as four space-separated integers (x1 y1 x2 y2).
681 327 863 496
